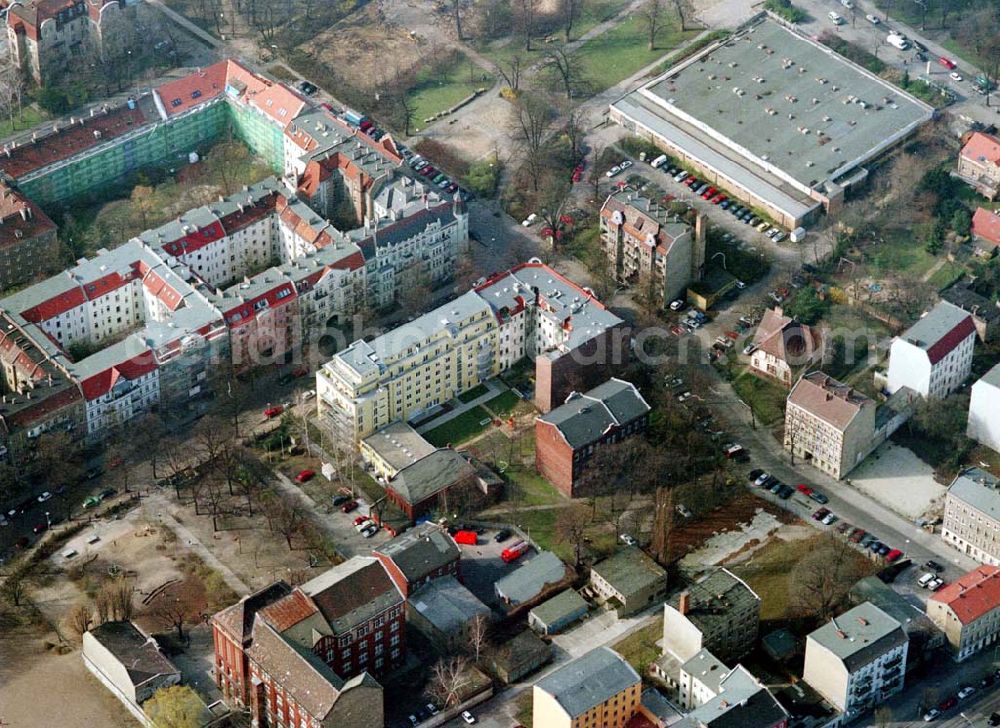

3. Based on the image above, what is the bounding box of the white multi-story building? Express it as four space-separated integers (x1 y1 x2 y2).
968 362 1000 453
317 262 626 441
942 467 1000 567
803 602 908 724
887 301 976 398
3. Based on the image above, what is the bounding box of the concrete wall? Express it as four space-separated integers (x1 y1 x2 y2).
968 378 1000 453
802 636 849 711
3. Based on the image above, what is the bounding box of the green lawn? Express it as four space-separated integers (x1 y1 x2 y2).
571 17 693 92
0 107 48 141
423 405 493 447
482 390 521 416
408 53 492 126
729 537 802 621
928 261 966 290
611 617 663 674
731 371 786 426
458 383 490 403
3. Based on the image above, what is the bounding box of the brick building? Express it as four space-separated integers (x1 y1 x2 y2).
372 522 461 597
212 558 404 726
535 378 650 497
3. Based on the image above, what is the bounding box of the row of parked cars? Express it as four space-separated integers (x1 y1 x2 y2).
923 672 1000 722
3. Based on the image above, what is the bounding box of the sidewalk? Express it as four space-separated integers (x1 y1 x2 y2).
415 380 508 435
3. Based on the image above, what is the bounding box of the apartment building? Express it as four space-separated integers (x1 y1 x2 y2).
599 190 705 305
926 565 1000 661
0 183 59 289
887 301 976 398
968 363 1000 454
318 262 627 441
941 467 1000 566
534 647 642 728
803 602 908 723
673 665 788 728
6 0 137 84
749 307 824 387
957 131 1000 200
212 557 405 726
372 522 461 598
784 372 877 479
663 569 761 665
535 378 651 497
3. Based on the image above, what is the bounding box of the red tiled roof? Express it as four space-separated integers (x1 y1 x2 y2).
926 315 976 365
225 61 306 129
259 589 319 632
80 354 158 400
21 286 87 323
217 192 278 235
0 183 56 248
81 269 137 301
0 104 147 179
160 220 226 257
140 268 184 312
961 132 1000 167
788 371 871 431
972 207 1000 247
930 565 1000 625
6 385 82 428
156 60 230 117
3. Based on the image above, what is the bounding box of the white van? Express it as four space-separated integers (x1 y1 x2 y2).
917 572 936 588
828 11 844 24
651 154 669 169
887 32 910 50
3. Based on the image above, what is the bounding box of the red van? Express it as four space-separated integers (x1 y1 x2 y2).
501 540 530 563
939 56 957 70
454 530 478 546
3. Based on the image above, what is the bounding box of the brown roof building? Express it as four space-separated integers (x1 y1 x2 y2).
784 371 877 479
958 131 1000 200
749 307 825 387
212 557 403 728
0 182 59 289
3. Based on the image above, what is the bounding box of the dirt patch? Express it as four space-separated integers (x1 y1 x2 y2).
0 623 135 727
671 491 795 564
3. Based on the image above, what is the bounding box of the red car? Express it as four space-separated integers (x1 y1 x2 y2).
295 469 315 483
711 194 726 205
797 484 814 497
32 522 48 534
701 186 717 199
341 500 358 513
321 102 334 112
684 176 698 187
938 56 957 70
291 366 308 378
353 515 369 526
885 548 903 563
939 696 958 711
263 405 284 419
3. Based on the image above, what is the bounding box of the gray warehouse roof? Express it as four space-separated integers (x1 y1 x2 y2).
636 18 932 191
591 548 667 600
529 589 589 627
409 576 490 634
536 646 640 718
495 551 567 605
947 467 1000 523
808 602 907 671
374 523 460 583
539 378 650 449
387 448 477 506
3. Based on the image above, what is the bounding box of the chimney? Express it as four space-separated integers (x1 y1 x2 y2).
679 591 690 616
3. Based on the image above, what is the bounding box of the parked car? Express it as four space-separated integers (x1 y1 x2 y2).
295 469 316 483
849 528 866 543
494 529 512 543
865 13 880 23
426 704 439 716
32 522 48 534
822 512 837 526
361 525 379 538
461 712 476 725
988 712 1000 727
332 494 351 507
753 473 771 487
923 708 940 722
37 491 52 502
263 405 284 419
950 71 964 82
938 696 957 711
924 560 943 572
885 549 903 563
777 484 794 499
939 56 957 70
341 500 358 513
620 160 633 171
669 298 686 311
812 507 830 521
773 232 786 243
958 686 975 700
353 515 370 526
605 165 622 178
918 572 937 588
743 343 757 355
620 534 638 546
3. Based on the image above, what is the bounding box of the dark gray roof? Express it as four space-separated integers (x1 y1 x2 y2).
849 576 937 637
495 552 568 605
641 688 683 723
591 548 667 600
807 602 907 671
538 378 650 449
978 362 1000 389
87 621 179 687
947 467 1000 524
374 523 460 583
666 569 759 635
535 647 640 718
387 449 477 506
941 283 1000 323
300 557 403 635
529 589 589 627
679 666 788 728
898 300 973 352
409 576 490 634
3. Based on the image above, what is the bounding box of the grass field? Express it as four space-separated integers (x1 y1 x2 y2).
483 390 521 416
458 384 490 403
570 17 693 92
732 371 786 426
408 53 492 126
423 405 493 447
611 617 663 674
0 107 48 141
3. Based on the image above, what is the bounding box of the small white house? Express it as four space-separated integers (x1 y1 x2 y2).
968 363 1000 453
887 301 976 398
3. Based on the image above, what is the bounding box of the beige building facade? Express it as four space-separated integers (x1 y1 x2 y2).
926 565 1000 661
941 468 1000 567
534 647 641 728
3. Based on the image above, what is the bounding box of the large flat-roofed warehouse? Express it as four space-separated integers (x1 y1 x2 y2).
610 15 934 228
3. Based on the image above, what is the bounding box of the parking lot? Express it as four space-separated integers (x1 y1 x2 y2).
452 525 527 608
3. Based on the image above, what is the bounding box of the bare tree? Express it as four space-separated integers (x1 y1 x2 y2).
273 495 306 549
493 54 525 93
426 656 472 708
467 613 491 663
67 601 92 636
669 0 696 30
792 535 873 621
555 504 590 568
562 0 583 40
545 47 586 99
511 93 553 191
97 578 135 622
637 0 664 51
3 577 26 607
649 486 674 564
515 0 536 50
